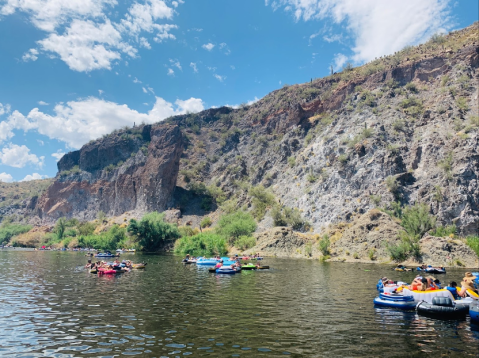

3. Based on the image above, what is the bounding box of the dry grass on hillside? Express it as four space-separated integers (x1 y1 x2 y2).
0 179 53 209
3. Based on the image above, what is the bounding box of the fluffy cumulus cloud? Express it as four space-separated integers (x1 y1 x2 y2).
52 150 65 161
1 0 179 72
0 144 45 168
3 97 204 149
21 173 49 182
0 172 13 182
333 53 348 70
268 0 452 63
202 43 215 51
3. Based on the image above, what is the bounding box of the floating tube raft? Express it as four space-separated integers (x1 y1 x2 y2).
97 269 119 275
402 288 455 304
417 297 468 319
196 258 219 266
216 266 240 274
373 293 417 310
241 263 256 270
470 301 479 323
425 267 446 274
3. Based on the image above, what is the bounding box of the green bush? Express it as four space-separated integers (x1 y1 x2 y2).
368 249 376 261
271 206 309 231
318 234 330 256
430 225 456 237
338 154 349 165
0 223 32 245
200 217 213 228
304 242 313 257
234 235 256 251
54 217 67 241
288 156 296 168
385 176 399 197
77 225 127 251
64 228 77 237
386 240 411 262
401 203 436 238
128 212 181 252
249 185 275 220
77 221 96 236
466 236 479 257
215 211 257 244
174 233 228 256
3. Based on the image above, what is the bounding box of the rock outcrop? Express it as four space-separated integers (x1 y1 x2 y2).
36 125 183 221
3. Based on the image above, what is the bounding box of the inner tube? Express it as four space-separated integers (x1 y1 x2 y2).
257 266 269 270
241 264 256 270
98 269 118 275
425 267 446 274
470 301 479 323
416 297 468 319
373 294 416 310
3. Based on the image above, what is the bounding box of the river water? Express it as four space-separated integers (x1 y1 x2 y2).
0 250 478 357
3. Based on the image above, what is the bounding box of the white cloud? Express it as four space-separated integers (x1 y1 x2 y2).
133 77 142 83
169 58 182 70
167 68 175 76
230 65 235 70
139 37 151 49
38 19 125 72
52 150 65 161
190 62 198 73
247 97 260 105
21 173 49 182
37 140 44 146
22 48 39 61
142 87 148 93
0 0 116 32
219 42 231 55
2 0 178 72
333 53 348 70
0 103 11 116
5 96 204 149
98 89 104 95
38 101 49 106
0 172 13 182
0 144 45 168
268 0 452 63
202 43 215 51
213 74 226 82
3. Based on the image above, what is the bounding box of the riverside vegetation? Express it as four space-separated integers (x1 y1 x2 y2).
1 24 479 265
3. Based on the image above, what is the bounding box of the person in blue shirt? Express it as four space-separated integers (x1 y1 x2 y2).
446 281 459 299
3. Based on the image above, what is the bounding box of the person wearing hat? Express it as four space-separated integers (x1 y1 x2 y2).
458 272 478 298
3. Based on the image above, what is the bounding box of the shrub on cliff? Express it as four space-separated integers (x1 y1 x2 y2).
128 212 180 252
271 206 310 231
215 211 257 244
249 185 275 220
0 223 32 245
174 233 228 256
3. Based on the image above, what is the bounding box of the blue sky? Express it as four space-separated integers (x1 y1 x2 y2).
0 0 477 182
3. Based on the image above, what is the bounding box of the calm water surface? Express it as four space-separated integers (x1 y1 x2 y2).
0 250 478 357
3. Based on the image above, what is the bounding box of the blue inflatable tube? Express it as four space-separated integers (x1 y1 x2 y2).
373 293 417 310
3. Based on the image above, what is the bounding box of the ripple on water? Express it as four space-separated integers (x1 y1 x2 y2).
0 251 478 357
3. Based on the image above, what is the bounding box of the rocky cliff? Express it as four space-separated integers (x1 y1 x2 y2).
33 23 478 238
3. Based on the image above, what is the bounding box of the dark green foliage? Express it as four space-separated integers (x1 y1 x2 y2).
271 206 309 231
128 212 181 252
401 203 436 238
215 211 257 244
174 233 228 256
64 228 77 237
0 223 32 245
200 217 212 228
318 234 330 256
234 235 256 251
430 225 456 237
55 217 67 241
77 225 127 251
77 221 96 236
466 236 479 257
249 185 275 220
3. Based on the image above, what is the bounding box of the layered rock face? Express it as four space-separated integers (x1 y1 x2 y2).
31 23 478 240
36 125 182 221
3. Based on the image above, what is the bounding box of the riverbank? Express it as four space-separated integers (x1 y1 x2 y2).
236 210 479 268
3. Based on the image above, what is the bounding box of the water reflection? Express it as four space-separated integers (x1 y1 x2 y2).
0 250 477 357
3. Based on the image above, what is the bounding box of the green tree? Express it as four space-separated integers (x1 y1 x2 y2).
249 185 275 220
55 217 67 241
128 212 180 252
215 211 257 244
